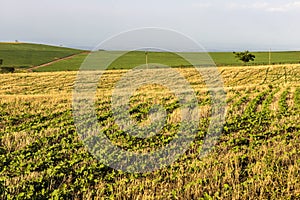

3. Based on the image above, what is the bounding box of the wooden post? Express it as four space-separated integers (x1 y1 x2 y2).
269 48 271 65
145 51 148 69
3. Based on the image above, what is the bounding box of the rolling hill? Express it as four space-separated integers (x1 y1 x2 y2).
1 42 300 72
0 42 84 69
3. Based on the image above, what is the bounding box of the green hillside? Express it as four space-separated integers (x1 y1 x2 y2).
210 51 300 66
34 53 88 72
36 50 300 72
1 42 300 72
0 42 84 69
34 51 190 72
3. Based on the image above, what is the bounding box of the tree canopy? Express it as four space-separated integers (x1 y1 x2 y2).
233 51 255 64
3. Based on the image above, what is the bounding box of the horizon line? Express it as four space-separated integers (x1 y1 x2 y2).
1 40 300 52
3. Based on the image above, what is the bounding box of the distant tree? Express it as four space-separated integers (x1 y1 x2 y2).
0 59 3 65
233 50 255 64
0 66 15 73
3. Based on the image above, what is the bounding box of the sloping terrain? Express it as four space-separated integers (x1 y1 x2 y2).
0 42 84 69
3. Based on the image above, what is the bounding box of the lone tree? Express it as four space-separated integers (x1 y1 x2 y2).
233 50 255 64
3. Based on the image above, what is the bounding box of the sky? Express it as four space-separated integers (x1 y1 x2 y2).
1 0 300 51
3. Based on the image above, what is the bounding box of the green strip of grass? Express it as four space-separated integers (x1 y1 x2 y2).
0 43 84 68
210 51 300 66
34 53 88 72
2 42 300 72
38 50 300 72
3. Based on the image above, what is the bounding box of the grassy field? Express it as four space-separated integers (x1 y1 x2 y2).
210 51 300 66
34 51 191 72
1 64 300 199
0 42 84 69
35 50 300 72
1 42 300 71
33 53 88 72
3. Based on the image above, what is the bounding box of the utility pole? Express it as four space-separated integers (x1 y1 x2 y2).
145 51 148 69
269 48 271 65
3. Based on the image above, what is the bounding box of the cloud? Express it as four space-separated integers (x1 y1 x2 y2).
227 1 300 12
267 1 300 12
191 2 213 9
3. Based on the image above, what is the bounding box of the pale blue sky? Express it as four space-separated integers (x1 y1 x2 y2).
1 0 300 51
